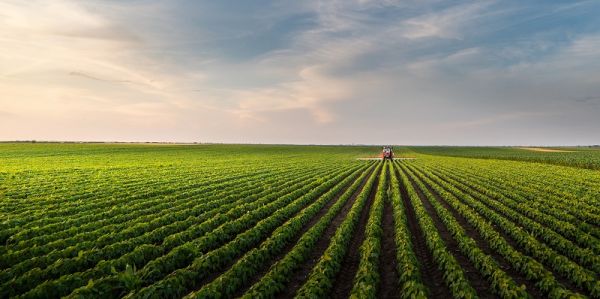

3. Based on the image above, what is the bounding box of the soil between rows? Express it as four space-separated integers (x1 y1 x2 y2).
408 164 544 298
378 165 400 299
329 167 381 298
235 163 376 298
400 163 496 299
393 164 451 299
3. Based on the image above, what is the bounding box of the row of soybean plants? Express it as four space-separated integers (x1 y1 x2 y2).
330 160 519 299
60 161 360 299
293 162 382 298
0 162 318 286
9 164 354 299
404 161 597 298
394 163 478 298
1 165 183 213
2 167 295 297
112 163 366 299
410 151 600 203
66 162 365 299
428 157 600 226
181 162 377 298
239 163 379 299
475 160 600 222
414 164 600 296
0 163 262 243
242 160 526 299
402 162 552 298
5 163 355 299
428 159 600 243
421 160 600 268
2 168 279 261
2 159 303 238
397 159 586 299
409 146 600 170
292 161 423 299
438 161 600 233
3 148 318 223
2 161 312 264
1 162 229 215
0 168 195 241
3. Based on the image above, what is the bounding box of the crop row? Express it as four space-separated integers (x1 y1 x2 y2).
0 164 323 280
122 165 361 299
1 163 252 225
400 162 532 298
404 161 598 298
182 162 376 298
395 163 478 298
1 167 269 244
6 162 318 253
431 160 600 237
3 158 314 231
430 158 600 226
387 162 428 298
348 161 388 298
240 163 378 298
424 163 600 266
4 165 358 298
294 162 381 298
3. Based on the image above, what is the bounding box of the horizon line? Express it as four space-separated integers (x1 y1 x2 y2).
1 140 599 148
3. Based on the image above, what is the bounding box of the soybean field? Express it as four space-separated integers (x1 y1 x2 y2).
1 143 599 299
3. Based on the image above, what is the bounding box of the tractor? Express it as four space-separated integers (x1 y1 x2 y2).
382 146 394 160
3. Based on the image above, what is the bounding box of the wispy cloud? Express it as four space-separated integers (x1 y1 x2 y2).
69 71 141 85
574 96 600 104
399 1 495 39
1 0 600 144
444 111 554 130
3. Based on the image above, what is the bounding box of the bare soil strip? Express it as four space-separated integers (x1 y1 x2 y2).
278 165 378 298
193 166 366 293
329 171 381 298
518 147 575 153
412 166 543 298
378 179 400 299
394 165 451 299
402 165 496 299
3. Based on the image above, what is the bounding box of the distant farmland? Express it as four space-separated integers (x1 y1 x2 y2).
1 143 599 298
410 146 600 170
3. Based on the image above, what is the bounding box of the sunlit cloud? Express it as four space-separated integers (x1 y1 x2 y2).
400 1 494 39
1 0 599 144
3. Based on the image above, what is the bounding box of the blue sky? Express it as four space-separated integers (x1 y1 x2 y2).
1 0 599 145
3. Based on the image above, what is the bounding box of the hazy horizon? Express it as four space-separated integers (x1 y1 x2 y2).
2 140 599 148
2 1 600 145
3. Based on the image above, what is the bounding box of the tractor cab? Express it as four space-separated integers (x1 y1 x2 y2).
382 146 394 160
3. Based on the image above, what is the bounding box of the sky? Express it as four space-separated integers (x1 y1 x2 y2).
1 0 600 145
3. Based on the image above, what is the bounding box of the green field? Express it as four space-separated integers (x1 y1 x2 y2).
1 143 599 299
410 146 600 170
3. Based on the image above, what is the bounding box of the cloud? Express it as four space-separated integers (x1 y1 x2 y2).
68 71 140 85
443 111 554 130
574 96 600 104
0 1 230 129
399 1 495 39
1 0 600 144
229 65 351 124
0 110 15 117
